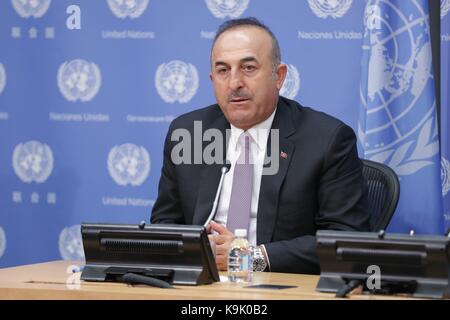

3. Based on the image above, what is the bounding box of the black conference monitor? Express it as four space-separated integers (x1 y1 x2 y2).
316 230 450 299
80 223 220 286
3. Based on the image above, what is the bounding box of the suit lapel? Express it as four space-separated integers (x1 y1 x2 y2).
192 114 230 225
257 99 297 244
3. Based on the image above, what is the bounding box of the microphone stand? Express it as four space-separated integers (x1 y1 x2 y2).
203 164 230 228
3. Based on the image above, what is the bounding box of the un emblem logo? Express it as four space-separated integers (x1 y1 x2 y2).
308 0 352 19
205 0 249 19
11 0 51 18
442 157 450 197
155 60 199 104
12 140 53 183
108 143 150 186
0 63 6 94
57 59 101 102
359 2 438 176
442 0 450 18
280 63 300 100
0 227 6 259
59 225 85 261
107 0 149 19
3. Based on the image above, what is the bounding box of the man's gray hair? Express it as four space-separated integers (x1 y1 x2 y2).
211 17 281 69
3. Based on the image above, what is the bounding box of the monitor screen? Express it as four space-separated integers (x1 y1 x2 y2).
80 223 220 286
315 230 450 298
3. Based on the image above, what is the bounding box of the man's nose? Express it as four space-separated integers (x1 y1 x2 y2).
229 69 244 90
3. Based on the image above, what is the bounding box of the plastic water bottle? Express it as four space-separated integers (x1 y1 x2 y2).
227 229 252 283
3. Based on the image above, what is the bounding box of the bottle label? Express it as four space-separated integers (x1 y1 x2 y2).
241 255 249 270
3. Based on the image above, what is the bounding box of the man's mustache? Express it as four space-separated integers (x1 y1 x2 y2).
228 91 252 101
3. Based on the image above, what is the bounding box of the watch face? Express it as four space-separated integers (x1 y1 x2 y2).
253 257 266 272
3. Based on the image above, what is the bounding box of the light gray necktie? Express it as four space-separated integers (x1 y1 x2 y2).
227 133 254 234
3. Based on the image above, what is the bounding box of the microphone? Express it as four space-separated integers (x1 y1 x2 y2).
203 163 231 228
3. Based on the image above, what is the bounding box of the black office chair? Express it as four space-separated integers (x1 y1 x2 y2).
361 159 400 231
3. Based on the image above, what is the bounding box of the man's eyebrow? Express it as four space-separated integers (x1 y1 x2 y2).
240 56 258 63
214 56 259 67
214 61 229 67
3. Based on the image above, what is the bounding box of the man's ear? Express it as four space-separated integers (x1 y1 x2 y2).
209 73 213 81
275 64 287 90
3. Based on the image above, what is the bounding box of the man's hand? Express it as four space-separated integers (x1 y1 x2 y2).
208 221 234 271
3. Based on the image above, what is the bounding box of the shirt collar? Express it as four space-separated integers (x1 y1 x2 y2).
229 107 277 152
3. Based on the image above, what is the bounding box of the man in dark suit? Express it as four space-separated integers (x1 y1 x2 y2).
151 17 370 274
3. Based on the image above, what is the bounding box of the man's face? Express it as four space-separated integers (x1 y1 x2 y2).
210 27 286 130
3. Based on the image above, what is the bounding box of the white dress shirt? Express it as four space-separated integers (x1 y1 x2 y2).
214 108 277 251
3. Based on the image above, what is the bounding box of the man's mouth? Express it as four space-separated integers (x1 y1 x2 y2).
230 97 250 103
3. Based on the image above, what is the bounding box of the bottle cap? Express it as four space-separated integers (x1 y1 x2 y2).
234 229 247 237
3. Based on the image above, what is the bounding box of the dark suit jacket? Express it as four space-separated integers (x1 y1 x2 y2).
151 96 370 274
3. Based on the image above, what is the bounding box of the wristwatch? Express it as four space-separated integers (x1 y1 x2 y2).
252 246 268 272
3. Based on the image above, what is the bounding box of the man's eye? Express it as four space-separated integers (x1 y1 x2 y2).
243 65 256 72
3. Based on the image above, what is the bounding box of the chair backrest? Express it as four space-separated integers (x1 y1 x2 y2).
361 159 400 231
